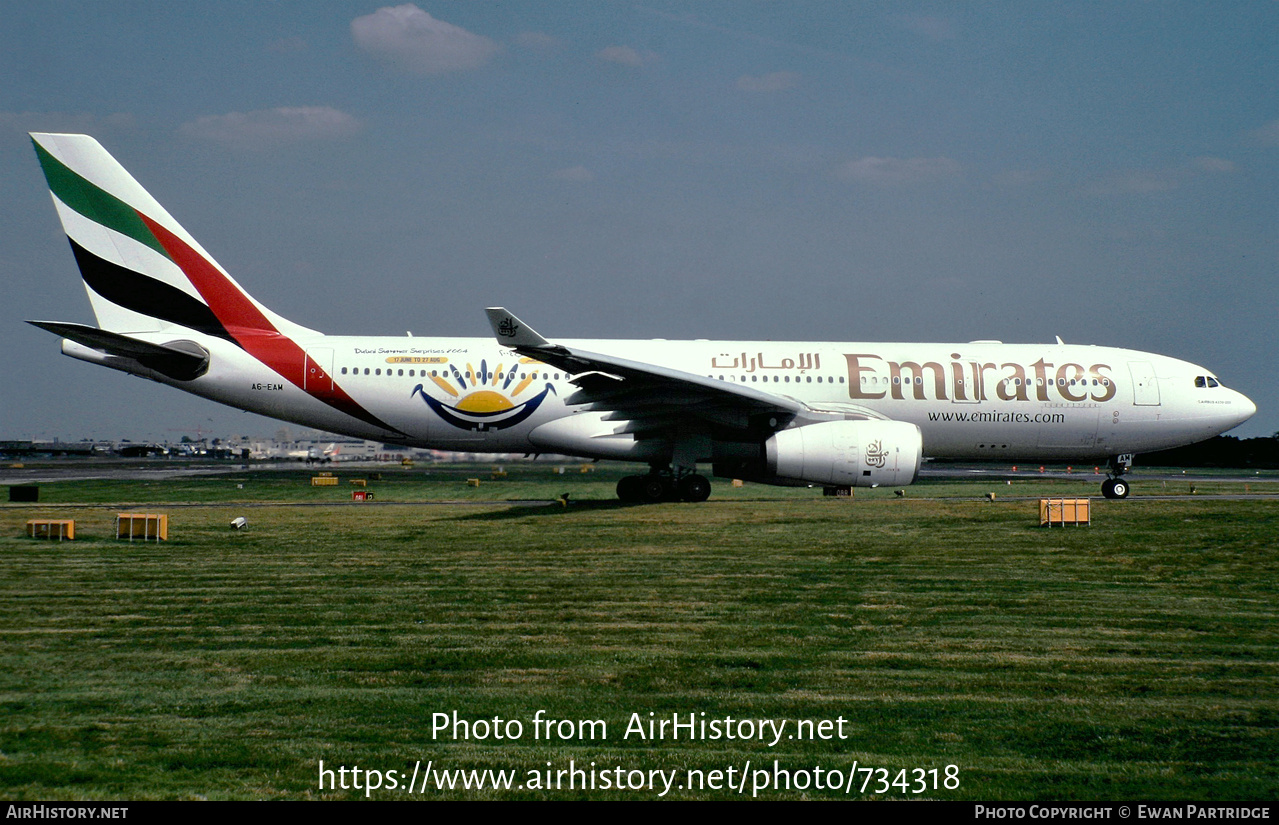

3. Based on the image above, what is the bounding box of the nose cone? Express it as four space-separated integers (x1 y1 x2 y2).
1231 390 1258 429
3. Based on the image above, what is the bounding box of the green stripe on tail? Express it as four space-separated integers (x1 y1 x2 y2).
32 138 170 260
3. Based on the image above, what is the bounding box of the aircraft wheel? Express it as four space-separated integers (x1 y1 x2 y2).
640 475 670 504
1102 478 1130 499
677 474 711 503
617 476 643 502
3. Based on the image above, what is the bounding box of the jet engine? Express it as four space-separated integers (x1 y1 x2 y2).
764 419 923 487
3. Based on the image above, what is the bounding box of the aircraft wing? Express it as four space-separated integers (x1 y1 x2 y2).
485 307 873 440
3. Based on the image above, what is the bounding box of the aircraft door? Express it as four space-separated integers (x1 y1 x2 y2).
950 367 981 404
1128 361 1160 406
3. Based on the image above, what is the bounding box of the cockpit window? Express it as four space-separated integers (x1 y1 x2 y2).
1195 376 1222 389
1208 377 1220 388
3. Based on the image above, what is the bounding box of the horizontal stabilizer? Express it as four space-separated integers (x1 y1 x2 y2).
28 320 210 381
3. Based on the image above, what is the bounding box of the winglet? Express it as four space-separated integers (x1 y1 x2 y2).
485 307 553 349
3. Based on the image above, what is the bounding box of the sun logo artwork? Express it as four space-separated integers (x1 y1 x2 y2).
411 360 555 432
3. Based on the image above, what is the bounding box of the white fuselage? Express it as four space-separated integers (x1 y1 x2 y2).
78 333 1255 464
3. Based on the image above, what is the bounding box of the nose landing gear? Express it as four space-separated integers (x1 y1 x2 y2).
1101 477 1130 499
1101 454 1134 499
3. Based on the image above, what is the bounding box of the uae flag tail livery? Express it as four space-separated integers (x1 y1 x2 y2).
28 133 400 436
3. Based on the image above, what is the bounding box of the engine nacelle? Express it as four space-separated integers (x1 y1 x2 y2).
765 419 923 487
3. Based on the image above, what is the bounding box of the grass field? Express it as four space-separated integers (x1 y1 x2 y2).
1 464 1276 800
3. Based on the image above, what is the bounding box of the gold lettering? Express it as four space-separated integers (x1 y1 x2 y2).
997 363 1028 401
979 363 1003 402
1089 363 1116 402
888 361 947 400
845 353 886 399
841 354 1119 406
950 354 966 400
1031 358 1053 401
1056 363 1088 402
971 361 986 401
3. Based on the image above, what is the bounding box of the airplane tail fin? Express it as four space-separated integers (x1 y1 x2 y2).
30 132 313 341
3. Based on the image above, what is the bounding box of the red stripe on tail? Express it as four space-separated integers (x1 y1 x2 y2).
137 213 403 435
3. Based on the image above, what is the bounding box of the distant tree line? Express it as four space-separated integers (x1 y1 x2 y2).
1141 433 1279 469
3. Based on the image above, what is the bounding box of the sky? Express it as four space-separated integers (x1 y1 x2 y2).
1 1 1275 442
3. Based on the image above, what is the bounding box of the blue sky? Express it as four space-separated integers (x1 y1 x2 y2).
1 1 1275 441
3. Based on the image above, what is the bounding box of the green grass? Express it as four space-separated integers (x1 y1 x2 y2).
1 465 1276 799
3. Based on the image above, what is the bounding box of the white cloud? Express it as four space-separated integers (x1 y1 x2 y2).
1083 171 1179 196
1248 119 1279 147
838 156 961 186
991 169 1053 188
736 72 800 93
1083 158 1236 196
180 107 362 150
351 4 500 74
596 45 657 67
1192 156 1235 174
894 15 957 42
552 166 594 182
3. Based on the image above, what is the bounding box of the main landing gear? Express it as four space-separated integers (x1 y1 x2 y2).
617 471 712 503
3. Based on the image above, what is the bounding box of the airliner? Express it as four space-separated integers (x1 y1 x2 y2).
25 133 1256 502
